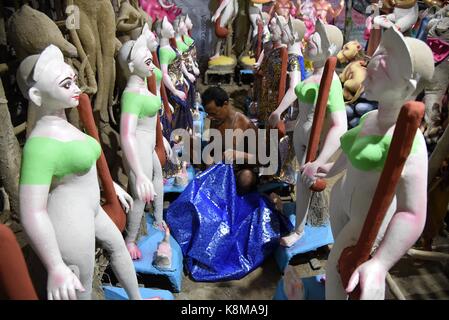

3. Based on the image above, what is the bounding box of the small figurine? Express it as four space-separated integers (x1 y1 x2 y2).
337 41 369 104
211 0 239 60
269 0 298 19
313 0 345 23
373 0 419 33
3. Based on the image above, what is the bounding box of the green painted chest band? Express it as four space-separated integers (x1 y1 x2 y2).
184 36 194 47
121 91 162 119
20 136 101 185
159 47 177 65
340 114 420 172
295 79 345 113
176 40 189 53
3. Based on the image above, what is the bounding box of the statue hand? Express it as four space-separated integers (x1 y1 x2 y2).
212 13 220 23
47 264 85 300
253 62 261 71
268 111 281 128
113 181 133 213
314 162 334 178
175 90 186 101
346 259 387 300
193 66 200 76
169 102 175 113
135 174 156 203
163 137 173 159
300 161 321 187
187 73 196 83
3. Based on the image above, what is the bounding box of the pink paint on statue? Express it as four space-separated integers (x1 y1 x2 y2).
139 0 181 22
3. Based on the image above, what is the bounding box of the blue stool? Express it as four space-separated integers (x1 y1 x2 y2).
275 203 334 272
163 166 196 194
103 286 175 300
133 215 183 292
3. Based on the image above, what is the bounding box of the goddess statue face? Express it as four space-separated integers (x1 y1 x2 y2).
26 45 81 110
129 37 155 78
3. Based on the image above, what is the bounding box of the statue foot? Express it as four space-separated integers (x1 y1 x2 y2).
209 54 221 60
280 230 305 248
126 242 142 260
153 220 167 232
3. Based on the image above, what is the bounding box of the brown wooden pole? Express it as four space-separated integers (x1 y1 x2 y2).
256 19 263 61
152 51 172 123
304 57 338 192
0 224 38 300
78 94 126 232
147 69 167 167
338 101 425 299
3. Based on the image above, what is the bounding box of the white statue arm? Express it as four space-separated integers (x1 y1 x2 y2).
301 110 347 186
346 136 427 299
192 60 200 76
20 185 85 300
161 63 186 100
112 181 134 213
163 136 173 159
254 49 265 69
120 113 156 203
315 150 348 179
181 60 196 83
212 0 232 22
268 69 302 127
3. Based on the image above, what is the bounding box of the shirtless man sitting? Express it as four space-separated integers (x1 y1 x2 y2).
201 86 260 194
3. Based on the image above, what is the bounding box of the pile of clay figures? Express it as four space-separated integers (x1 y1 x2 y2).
2 0 448 301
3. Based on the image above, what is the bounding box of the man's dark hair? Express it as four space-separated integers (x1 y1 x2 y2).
201 86 229 107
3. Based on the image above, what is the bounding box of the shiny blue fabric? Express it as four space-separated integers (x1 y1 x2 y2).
165 164 291 281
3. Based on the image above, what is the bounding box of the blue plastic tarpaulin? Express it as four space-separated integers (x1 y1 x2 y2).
165 164 291 282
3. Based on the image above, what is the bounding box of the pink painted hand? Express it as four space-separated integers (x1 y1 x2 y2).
47 263 85 300
346 258 387 300
126 242 142 260
136 174 156 204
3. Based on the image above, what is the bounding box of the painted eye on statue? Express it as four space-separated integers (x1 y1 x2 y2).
60 80 72 89
145 58 153 66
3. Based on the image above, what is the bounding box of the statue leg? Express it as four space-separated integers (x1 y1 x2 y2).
281 120 308 247
325 222 358 300
211 39 223 59
124 169 146 258
152 150 165 228
326 180 354 300
56 225 95 300
95 208 142 300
